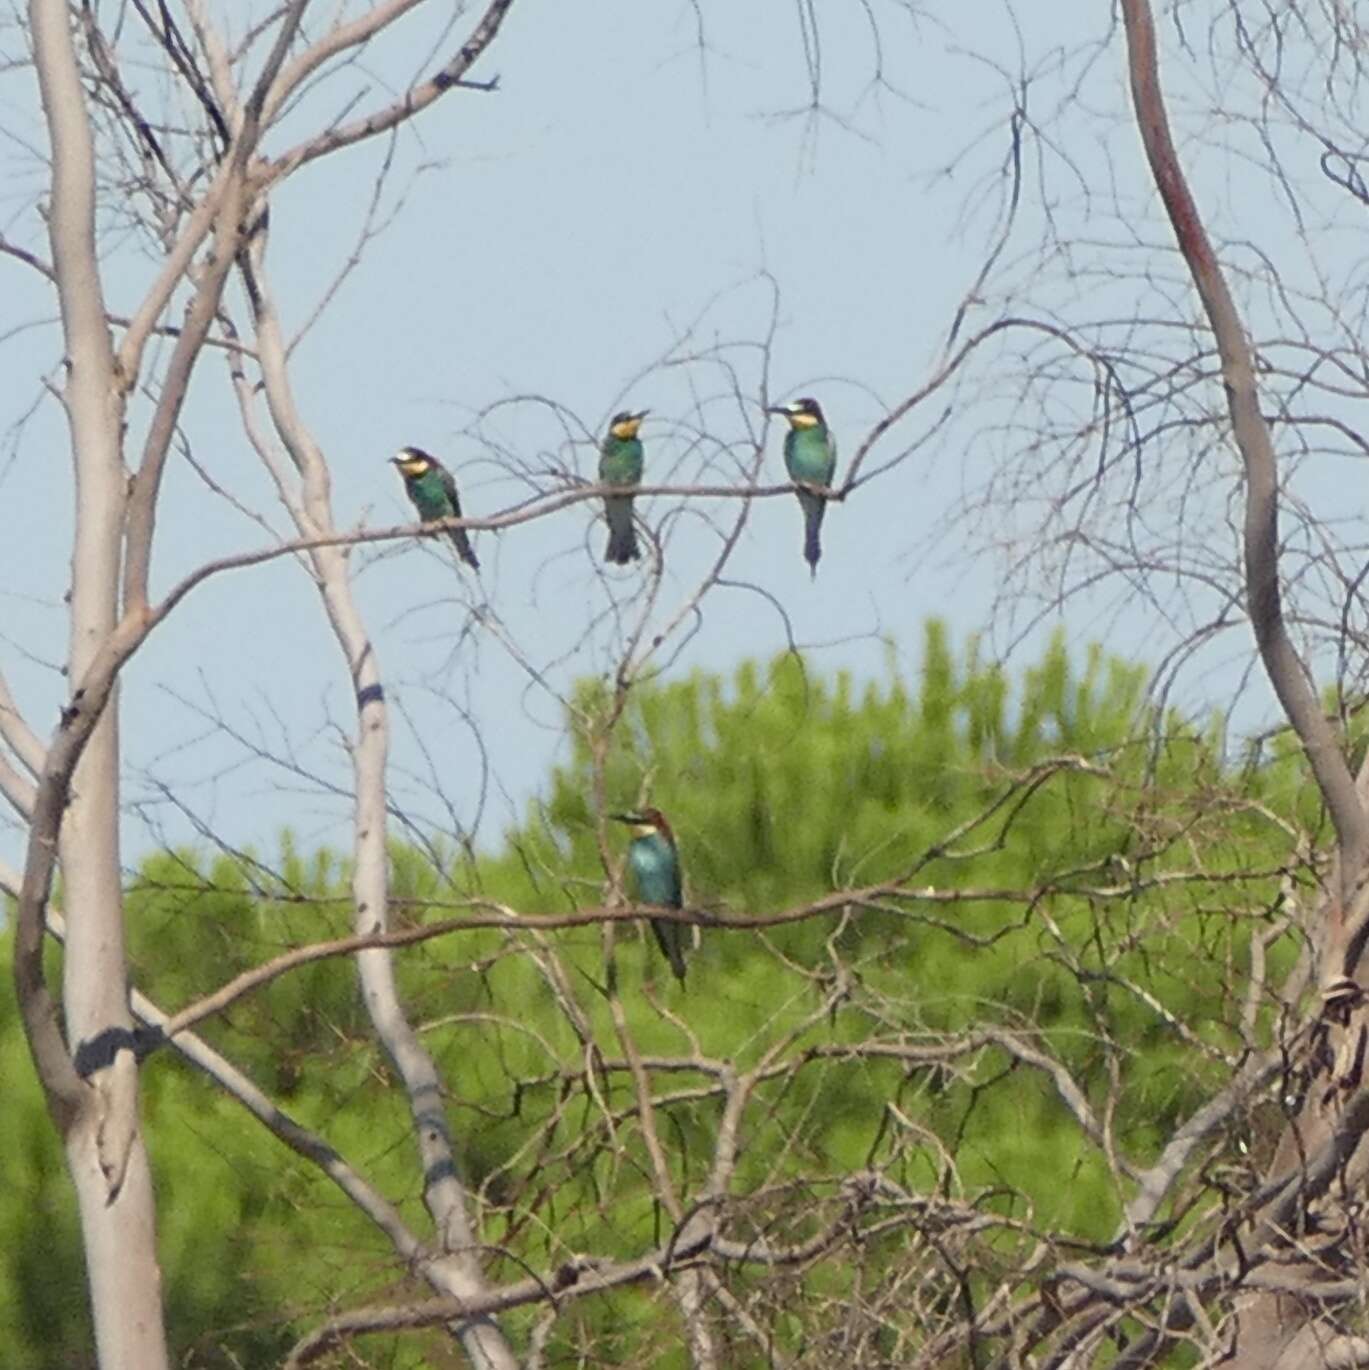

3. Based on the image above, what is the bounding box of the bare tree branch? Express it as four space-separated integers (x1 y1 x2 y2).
1120 0 1368 915
236 219 519 1369
22 1 171 1364
264 0 514 181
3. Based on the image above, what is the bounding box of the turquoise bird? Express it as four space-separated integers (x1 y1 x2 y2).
390 446 479 570
768 397 837 577
598 410 648 564
611 807 687 983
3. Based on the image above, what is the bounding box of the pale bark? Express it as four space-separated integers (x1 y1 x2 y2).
38 907 431 1268
25 1 169 1365
11 0 567 1363
1119 0 1367 891
262 0 515 179
239 230 518 1370
0 667 45 779
1118 2 1369 1362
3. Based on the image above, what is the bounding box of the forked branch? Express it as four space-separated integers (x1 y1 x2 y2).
1120 0 1369 925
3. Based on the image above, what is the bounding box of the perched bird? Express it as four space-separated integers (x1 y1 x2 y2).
598 410 648 564
611 807 687 983
768 397 837 577
390 446 480 570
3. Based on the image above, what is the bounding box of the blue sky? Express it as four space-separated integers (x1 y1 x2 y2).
2 3 1354 869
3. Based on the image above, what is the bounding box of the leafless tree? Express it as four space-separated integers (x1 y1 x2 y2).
16 2 1369 1367
2 2 951 1364
9 3 523 1365
906 0 1369 1363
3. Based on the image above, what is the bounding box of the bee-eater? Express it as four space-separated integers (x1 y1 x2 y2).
611 807 687 983
390 446 480 570
598 410 648 564
768 397 837 577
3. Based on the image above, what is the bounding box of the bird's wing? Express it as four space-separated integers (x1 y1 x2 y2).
600 439 643 485
437 463 463 515
661 833 684 907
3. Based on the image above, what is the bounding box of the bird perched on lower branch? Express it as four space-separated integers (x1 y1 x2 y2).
611 807 688 983
390 446 480 570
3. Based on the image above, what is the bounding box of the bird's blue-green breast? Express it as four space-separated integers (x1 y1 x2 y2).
600 435 644 486
784 424 836 486
405 465 457 520
628 830 681 907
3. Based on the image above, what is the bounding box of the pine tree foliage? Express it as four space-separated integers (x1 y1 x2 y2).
0 625 1316 1365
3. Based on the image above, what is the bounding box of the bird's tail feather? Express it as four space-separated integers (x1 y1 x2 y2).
801 491 825 577
606 525 640 564
605 497 640 564
448 527 480 570
652 919 688 983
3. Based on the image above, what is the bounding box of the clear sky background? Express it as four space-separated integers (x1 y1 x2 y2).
2 2 1358 870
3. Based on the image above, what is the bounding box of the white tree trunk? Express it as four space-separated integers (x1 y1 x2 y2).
29 1 169 1364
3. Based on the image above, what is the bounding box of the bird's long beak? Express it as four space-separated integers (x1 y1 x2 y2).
633 409 650 421
766 403 793 416
387 456 404 465
609 812 644 825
